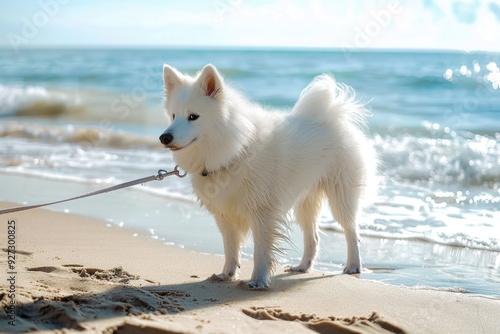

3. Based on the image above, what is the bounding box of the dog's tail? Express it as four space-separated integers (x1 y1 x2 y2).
293 74 379 206
292 74 370 130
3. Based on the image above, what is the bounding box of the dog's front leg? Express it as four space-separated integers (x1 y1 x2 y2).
244 210 280 289
212 214 249 282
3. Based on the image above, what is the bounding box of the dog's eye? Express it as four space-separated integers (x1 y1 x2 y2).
188 113 199 121
172 114 176 120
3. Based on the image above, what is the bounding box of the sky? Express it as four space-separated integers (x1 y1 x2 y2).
0 0 499 52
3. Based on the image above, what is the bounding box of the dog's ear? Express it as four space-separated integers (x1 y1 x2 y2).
163 64 183 95
197 64 223 99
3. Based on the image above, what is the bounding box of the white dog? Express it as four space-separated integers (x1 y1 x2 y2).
160 64 377 289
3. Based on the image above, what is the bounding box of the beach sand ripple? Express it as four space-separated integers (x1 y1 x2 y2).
243 306 408 334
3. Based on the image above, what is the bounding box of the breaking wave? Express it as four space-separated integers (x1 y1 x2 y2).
2 121 499 188
0 122 160 149
0 85 82 117
374 122 500 188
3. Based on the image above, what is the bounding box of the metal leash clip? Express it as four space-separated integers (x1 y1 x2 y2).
156 165 187 180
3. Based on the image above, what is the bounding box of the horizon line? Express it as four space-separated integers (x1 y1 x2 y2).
1 44 500 55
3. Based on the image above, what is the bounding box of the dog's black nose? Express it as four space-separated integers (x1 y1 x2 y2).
159 132 174 145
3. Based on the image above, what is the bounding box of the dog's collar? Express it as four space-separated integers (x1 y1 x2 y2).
200 145 250 177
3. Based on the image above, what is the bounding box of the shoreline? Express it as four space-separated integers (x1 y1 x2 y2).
1 172 499 296
1 202 499 333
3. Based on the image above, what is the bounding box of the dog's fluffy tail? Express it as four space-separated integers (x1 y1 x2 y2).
292 74 370 129
294 74 379 206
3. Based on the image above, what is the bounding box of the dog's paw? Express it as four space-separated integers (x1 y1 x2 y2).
238 280 269 290
210 273 236 282
343 265 361 275
285 264 311 273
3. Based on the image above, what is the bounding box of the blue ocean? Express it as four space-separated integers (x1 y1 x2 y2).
0 48 499 295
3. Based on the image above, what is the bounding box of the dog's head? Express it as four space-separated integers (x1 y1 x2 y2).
160 64 255 175
159 64 224 153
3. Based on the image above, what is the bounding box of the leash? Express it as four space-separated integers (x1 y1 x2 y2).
0 166 187 215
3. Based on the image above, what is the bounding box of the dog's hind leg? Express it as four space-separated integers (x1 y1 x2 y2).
287 189 322 273
213 213 249 282
324 174 362 274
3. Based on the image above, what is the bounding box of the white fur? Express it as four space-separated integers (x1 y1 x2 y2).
160 64 378 289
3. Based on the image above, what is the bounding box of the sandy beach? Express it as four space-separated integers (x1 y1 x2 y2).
0 202 498 333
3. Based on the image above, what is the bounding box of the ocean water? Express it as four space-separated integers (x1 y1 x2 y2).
0 48 499 295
